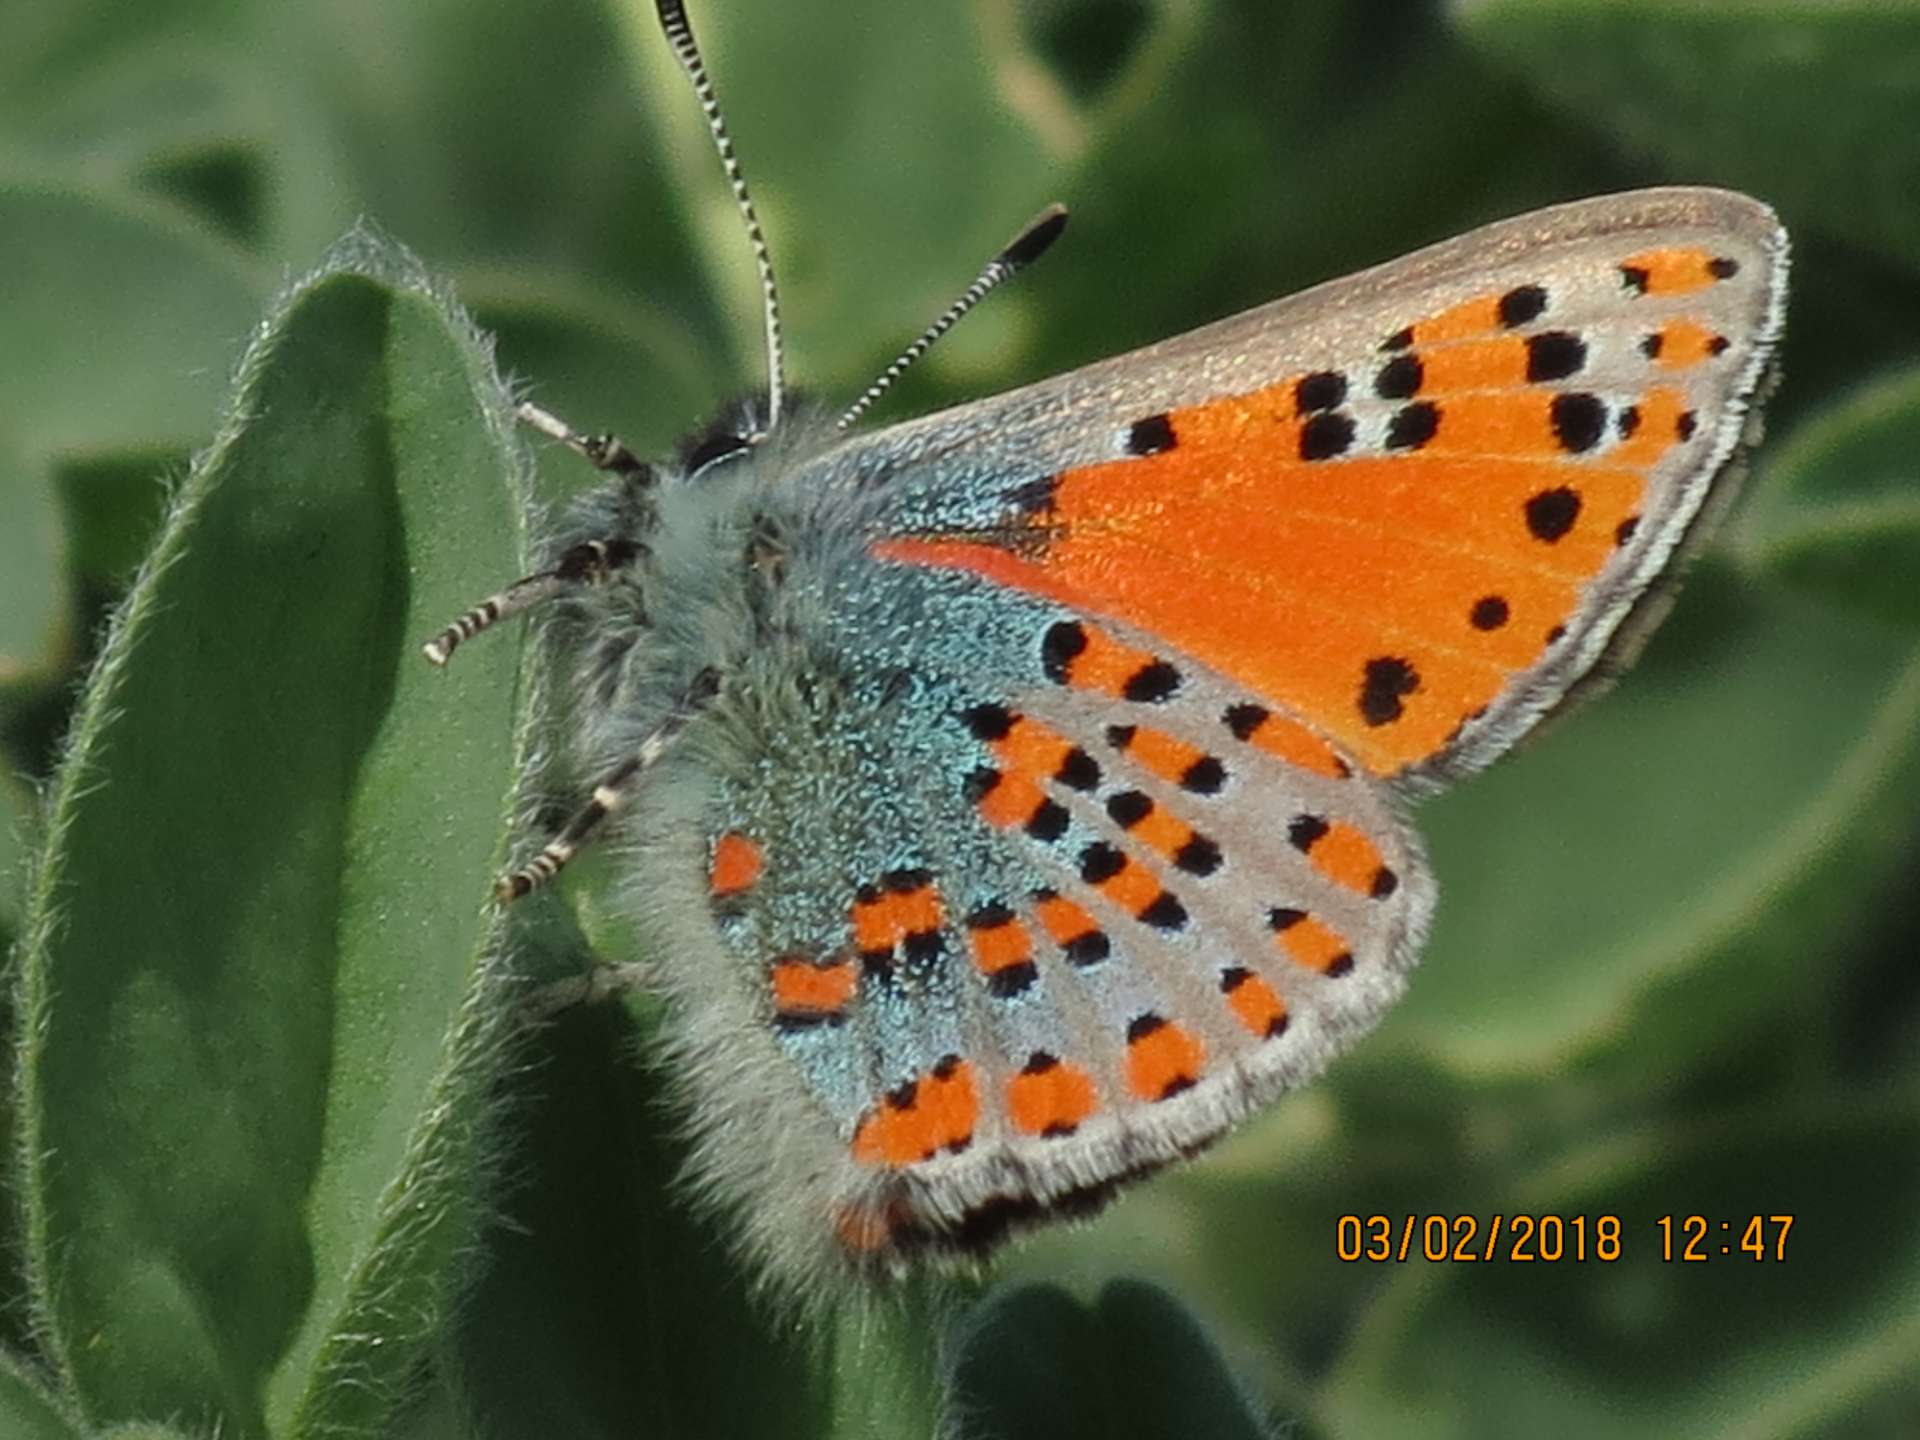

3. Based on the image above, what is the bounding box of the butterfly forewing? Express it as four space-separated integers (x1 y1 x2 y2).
853 187 1787 783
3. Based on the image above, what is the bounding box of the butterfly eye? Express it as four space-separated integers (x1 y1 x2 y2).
685 431 754 474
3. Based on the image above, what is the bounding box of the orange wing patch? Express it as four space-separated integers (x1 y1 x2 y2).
1032 888 1110 965
1125 1013 1205 1101
709 831 763 895
1227 703 1349 780
851 1055 978 1167
1620 247 1738 297
852 868 946 984
877 263 1743 776
770 955 857 1028
1007 1052 1099 1137
1645 318 1728 369
1220 966 1288 1039
1287 814 1398 900
1270 907 1355 976
1107 722 1229 794
965 902 1039 998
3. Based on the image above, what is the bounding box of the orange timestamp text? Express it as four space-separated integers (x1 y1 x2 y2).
1335 1213 1796 1263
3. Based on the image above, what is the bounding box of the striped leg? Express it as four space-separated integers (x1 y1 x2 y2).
516 401 651 477
421 536 642 666
495 669 719 901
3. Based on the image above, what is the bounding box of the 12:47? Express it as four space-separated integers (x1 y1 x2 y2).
1657 1214 1795 1262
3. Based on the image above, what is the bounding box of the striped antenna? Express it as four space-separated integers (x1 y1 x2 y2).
837 204 1069 431
655 0 786 432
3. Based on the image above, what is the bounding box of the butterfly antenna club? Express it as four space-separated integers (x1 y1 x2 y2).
655 0 786 433
838 203 1069 430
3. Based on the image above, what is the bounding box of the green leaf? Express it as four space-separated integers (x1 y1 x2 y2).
447 979 959 1439
1738 367 1920 630
621 0 1058 394
0 181 262 688
15 234 530 1436
948 1281 1276 1439
445 993 826 1439
0 1351 88 1440
0 778 27 944
459 270 718 490
1454 0 1920 270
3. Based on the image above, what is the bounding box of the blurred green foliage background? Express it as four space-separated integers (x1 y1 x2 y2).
3 0 1920 1436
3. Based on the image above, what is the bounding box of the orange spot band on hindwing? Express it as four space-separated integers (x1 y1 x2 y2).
1221 967 1288 1039
1125 1015 1204 1101
770 957 857 1016
997 715 1077 777
1271 909 1354 976
1113 724 1219 791
1291 815 1394 899
1055 623 1168 699
976 768 1051 831
709 832 763 895
1007 1054 1099 1137
1228 704 1348 779
1033 891 1097 942
1613 386 1692 468
968 918 1032 974
852 873 945 956
851 1057 979 1168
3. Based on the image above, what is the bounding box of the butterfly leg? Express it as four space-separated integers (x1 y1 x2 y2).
515 400 650 477
421 536 645 666
495 667 719 901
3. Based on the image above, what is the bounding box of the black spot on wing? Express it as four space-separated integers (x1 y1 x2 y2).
987 964 1037 999
1549 393 1606 453
1007 474 1060 515
1181 757 1227 794
1299 412 1356 461
1026 800 1070 842
1359 657 1419 727
1526 331 1587 382
1056 748 1101 791
1469 595 1509 631
1524 487 1581 543
1287 814 1329 852
1174 836 1221 877
1041 620 1087 683
1374 355 1423 400
1386 401 1440 451
1127 414 1177 456
1499 284 1548 327
1294 371 1348 413
963 702 1015 740
1123 661 1182 703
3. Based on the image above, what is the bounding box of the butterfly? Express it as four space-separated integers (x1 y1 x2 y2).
425 0 1787 1297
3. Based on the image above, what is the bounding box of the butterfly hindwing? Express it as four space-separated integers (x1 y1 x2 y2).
681 590 1429 1273
848 187 1787 784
